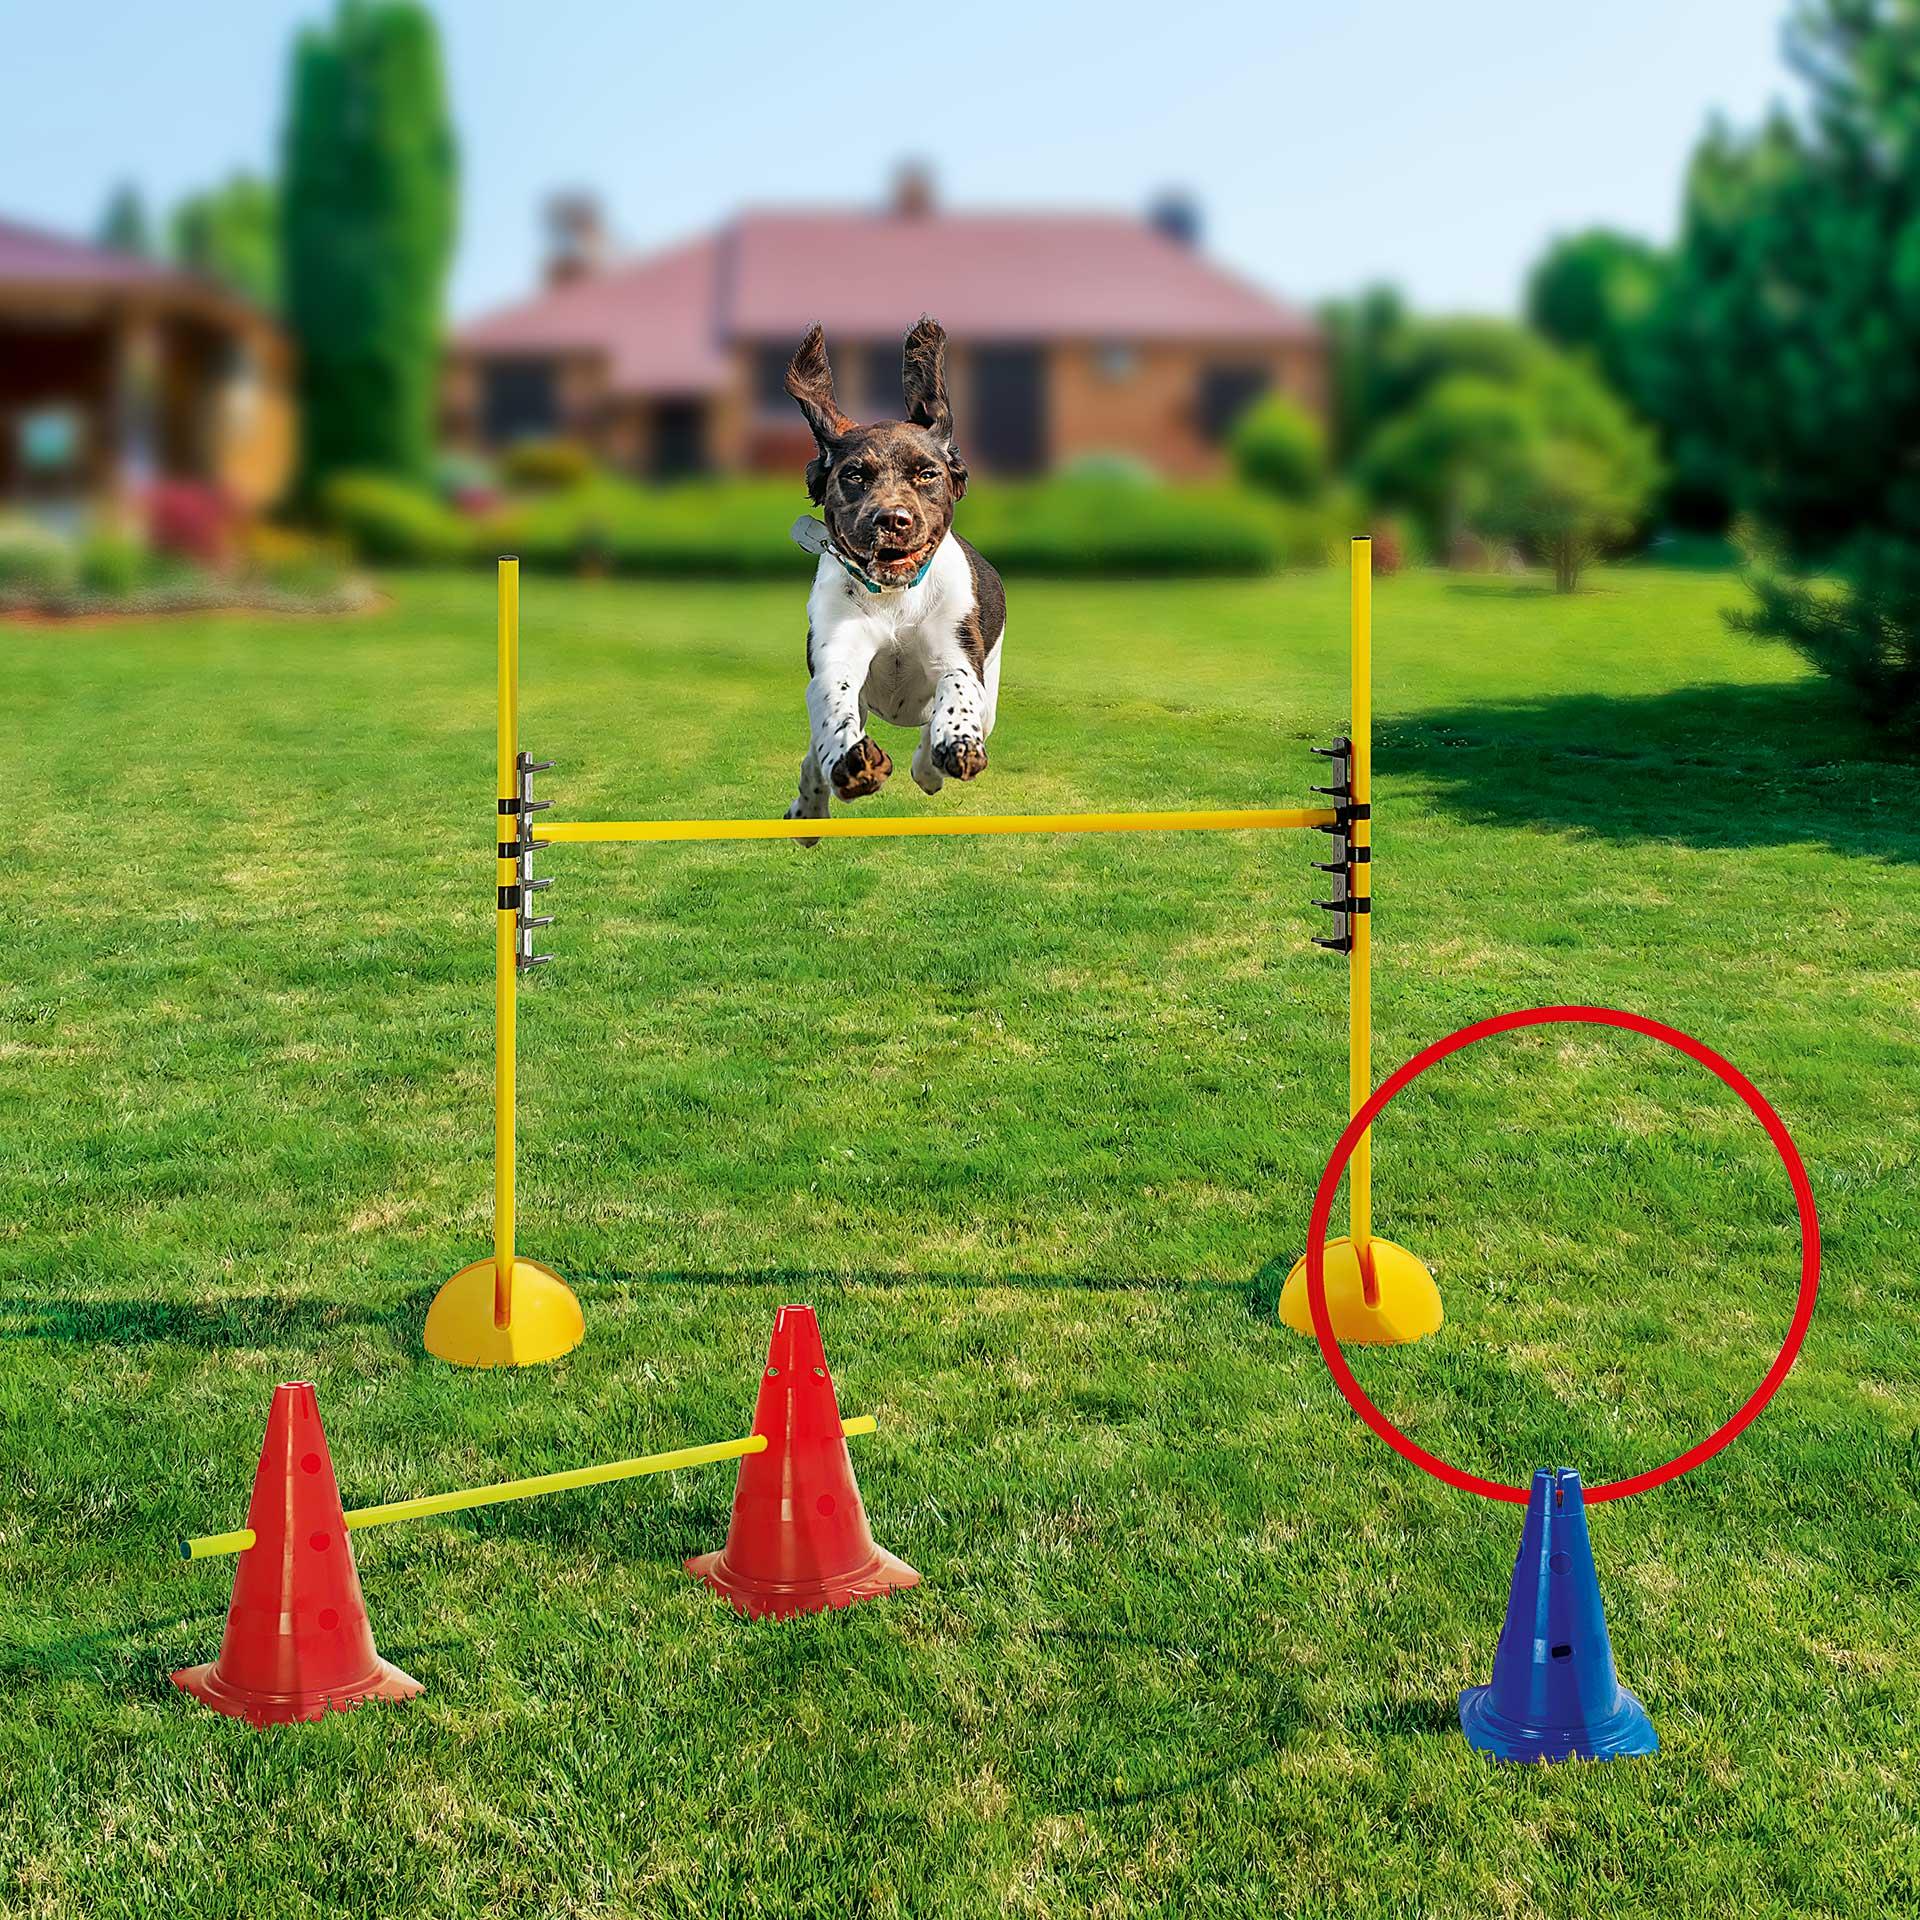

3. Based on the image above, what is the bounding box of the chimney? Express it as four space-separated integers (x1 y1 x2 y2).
544 192 606 288
1147 189 1201 249
890 160 936 219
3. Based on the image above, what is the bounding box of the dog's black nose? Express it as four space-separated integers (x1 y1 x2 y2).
878 507 914 536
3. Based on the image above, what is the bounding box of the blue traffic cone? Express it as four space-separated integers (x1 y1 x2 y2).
1459 1466 1658 1763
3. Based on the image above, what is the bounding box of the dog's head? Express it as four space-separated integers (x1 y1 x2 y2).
786 316 968 585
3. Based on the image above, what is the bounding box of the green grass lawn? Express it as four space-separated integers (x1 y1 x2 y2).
3 564 1917 1918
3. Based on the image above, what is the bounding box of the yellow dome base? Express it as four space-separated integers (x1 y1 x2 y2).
425 1258 585 1368
1278 1236 1441 1346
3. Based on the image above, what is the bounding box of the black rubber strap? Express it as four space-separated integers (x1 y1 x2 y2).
498 884 521 910
1349 897 1371 913
1340 802 1372 824
498 839 522 858
497 798 522 815
1351 846 1370 864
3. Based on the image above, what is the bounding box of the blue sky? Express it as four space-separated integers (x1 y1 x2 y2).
4 1 1794 320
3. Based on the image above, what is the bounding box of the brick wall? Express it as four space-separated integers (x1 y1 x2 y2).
1047 339 1326 479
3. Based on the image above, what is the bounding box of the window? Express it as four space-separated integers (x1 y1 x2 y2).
482 360 560 444
651 402 708 479
19 407 83 474
970 347 1048 475
1197 364 1271 443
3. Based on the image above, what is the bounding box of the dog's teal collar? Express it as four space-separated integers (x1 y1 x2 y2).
791 515 934 594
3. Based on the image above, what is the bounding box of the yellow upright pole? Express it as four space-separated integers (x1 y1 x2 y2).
1348 536 1374 1293
424 561 585 1367
494 556 520 1326
1277 535 1440 1344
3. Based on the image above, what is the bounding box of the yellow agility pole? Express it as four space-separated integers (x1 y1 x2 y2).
1277 537 1440 1344
543 806 1337 845
179 1416 880 1560
496 554 518 1322
1348 533 1373 1270
424 559 586 1368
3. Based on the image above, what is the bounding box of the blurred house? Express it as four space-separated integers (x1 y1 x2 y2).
447 170 1324 480
0 213 294 521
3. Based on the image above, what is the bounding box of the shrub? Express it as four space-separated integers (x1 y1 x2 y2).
500 474 1281 579
1732 524 1920 744
1358 377 1539 556
1361 354 1658 588
1231 395 1328 503
1057 451 1159 490
240 522 351 594
435 449 501 514
1368 520 1408 576
77 532 148 596
324 472 476 565
963 476 1278 575
500 439 597 492
0 518 74 595
146 480 235 565
1476 362 1661 591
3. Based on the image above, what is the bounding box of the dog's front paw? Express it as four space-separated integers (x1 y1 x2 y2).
831 736 893 800
932 735 987 782
784 797 825 849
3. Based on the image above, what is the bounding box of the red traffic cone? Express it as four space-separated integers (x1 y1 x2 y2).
687 1305 918 1619
173 1382 421 1726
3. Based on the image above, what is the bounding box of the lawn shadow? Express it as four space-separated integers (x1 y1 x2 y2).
1355 1691 1463 1741
579 1263 1239 1298
0 1607 229 1704
1440 579 1567 600
1053 1683 1307 1815
0 1292 418 1352
0 1280 565 1368
1247 1256 1294 1321
1398 677 1920 863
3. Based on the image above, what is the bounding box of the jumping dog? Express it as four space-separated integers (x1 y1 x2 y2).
784 317 1006 838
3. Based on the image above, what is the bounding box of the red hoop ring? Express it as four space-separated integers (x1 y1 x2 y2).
1306 1005 1820 1503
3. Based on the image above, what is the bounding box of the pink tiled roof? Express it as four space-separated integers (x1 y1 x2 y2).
0 213 183 288
456 208 1317 398
725 210 1318 345
458 235 733 395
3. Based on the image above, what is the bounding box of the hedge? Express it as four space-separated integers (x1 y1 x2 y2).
323 472 1360 578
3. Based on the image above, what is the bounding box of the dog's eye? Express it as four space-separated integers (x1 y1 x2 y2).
841 468 868 491
916 467 942 485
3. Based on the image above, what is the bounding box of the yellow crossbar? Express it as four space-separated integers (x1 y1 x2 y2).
543 807 1337 845
178 1415 878 1560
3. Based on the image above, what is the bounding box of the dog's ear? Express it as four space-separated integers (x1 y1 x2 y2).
786 324 854 500
903 315 965 498
902 318 951 437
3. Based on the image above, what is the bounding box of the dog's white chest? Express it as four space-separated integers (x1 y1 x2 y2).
807 537 975 730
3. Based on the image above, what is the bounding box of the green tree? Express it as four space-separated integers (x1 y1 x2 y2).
1526 228 1667 409
1230 393 1327 502
1648 0 1920 735
1362 357 1658 588
1320 299 1559 470
1358 376 1538 556
1481 364 1662 592
96 182 153 258
1319 284 1409 463
173 173 279 308
282 0 457 495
